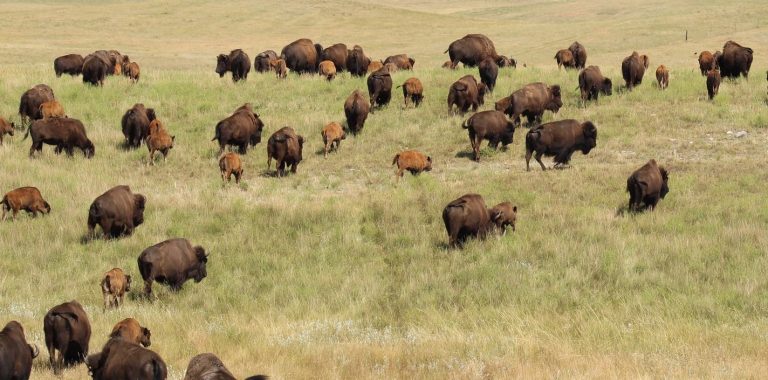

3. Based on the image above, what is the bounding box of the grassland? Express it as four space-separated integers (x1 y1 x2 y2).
1 0 768 378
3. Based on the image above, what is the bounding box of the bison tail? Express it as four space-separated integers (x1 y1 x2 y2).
461 119 471 129
152 358 167 380
22 127 31 141
391 154 400 166
443 49 449 54
525 129 541 151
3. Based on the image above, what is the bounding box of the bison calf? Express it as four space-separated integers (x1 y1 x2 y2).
2 186 51 221
489 202 517 234
101 268 131 310
318 60 337 81
698 51 716 76
267 126 304 177
270 59 288 79
145 119 175 165
627 159 669 212
392 150 432 180
525 119 597 171
125 62 140 82
706 69 721 100
367 60 384 73
109 318 151 347
321 122 345 158
219 152 243 184
656 65 669 90
462 110 516 162
0 117 14 145
40 100 65 119
398 77 424 108
44 300 91 374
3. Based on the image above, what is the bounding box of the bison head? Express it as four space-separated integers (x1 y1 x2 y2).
601 78 613 96
408 57 416 68
140 327 152 347
84 139 96 159
659 167 670 199
502 122 516 145
125 275 132 292
215 54 229 77
146 108 157 122
477 83 488 105
641 55 650 69
425 156 433 172
193 246 209 283
133 194 146 226
581 121 598 154
490 203 517 233
547 85 563 113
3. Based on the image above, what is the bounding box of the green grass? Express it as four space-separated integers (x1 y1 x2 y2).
1 0 768 379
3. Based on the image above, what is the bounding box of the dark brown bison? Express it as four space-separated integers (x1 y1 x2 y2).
18 84 55 126
281 38 322 74
397 77 424 108
367 67 393 109
621 51 649 89
627 159 669 212
698 51 717 75
489 202 517 234
0 117 14 145
554 49 575 69
497 82 562 126
101 268 131 310
347 45 371 77
717 40 753 79
442 194 494 248
85 337 167 380
267 126 304 177
321 43 348 72
40 100 65 119
0 321 39 380
318 60 337 81
462 110 516 162
706 69 721 100
138 238 209 296
344 90 370 135
497 55 516 68
145 119 174 165
122 103 156 149
54 54 84 77
88 185 145 239
269 59 288 79
82 53 111 86
568 41 587 69
254 50 278 73
445 34 499 69
384 54 415 70
44 300 91 374
656 65 669 90
219 152 243 184
578 66 612 102
321 122 345 158
183 353 236 380
447 75 487 114
2 186 51 221
25 117 95 158
216 49 251 82
392 150 432 180
110 318 151 347
212 103 265 154
525 119 597 171
125 62 140 82
478 57 499 92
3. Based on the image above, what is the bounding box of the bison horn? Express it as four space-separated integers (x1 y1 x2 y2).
30 343 39 358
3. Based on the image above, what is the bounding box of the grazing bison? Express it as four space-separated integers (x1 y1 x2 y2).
442 194 494 248
447 75 487 114
656 65 669 90
40 100 65 119
578 66 612 102
82 53 111 86
497 55 516 68
489 202 517 234
384 62 398 73
254 50 278 73
125 62 140 82
392 150 432 180
44 300 91 374
318 60 337 81
54 54 84 77
85 338 167 380
445 34 499 69
568 41 587 69
110 318 151 347
269 59 288 79
25 117 95 158
267 126 304 177
442 60 454 69
145 119 174 165
706 69 721 100
0 117 14 145
321 121 345 158
384 54 415 70
101 268 131 310
478 57 499 92
281 38 322 74
183 353 242 380
717 40 753 79
344 90 370 135
121 103 156 149
212 103 265 154
627 159 669 212
462 110 516 162
1 186 51 221
87 185 145 239
18 84 55 125
525 119 597 171
367 60 384 73
219 152 243 184
554 49 575 69
321 43 348 71
698 51 717 75
216 49 251 82
397 77 424 108
347 45 371 77
0 321 39 380
138 238 209 296
497 82 562 126
621 51 650 89
367 67 393 109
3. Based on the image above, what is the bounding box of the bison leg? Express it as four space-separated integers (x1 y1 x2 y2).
234 170 241 184
324 141 330 158
148 149 155 165
144 279 154 297
29 142 42 157
534 152 547 171
238 144 247 154
525 149 533 171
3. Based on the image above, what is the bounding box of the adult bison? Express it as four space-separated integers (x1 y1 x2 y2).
443 194 514 248
698 51 717 76
212 103 265 154
267 126 304 177
121 103 156 149
54 54 84 77
281 38 322 74
525 119 597 171
578 66 612 102
138 238 209 296
496 82 562 126
347 45 371 77
717 40 753 79
462 110 516 162
18 84 55 126
478 57 499 92
447 75 487 114
88 185 145 239
253 50 278 73
0 321 39 380
627 159 669 212
82 53 111 86
25 117 95 158
445 34 498 69
44 300 91 374
344 90 370 134
367 67 393 109
568 41 587 69
554 49 576 69
216 49 251 82
384 54 415 70
85 338 167 380
321 43 348 71
621 51 649 90
183 353 237 380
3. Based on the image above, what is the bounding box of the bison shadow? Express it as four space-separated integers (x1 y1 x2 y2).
454 151 474 160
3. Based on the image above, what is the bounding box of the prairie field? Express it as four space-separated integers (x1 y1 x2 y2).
2 0 768 379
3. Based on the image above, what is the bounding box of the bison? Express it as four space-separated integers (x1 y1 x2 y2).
447 75 487 114
442 194 492 248
25 117 95 158
656 65 669 90
101 268 131 310
367 60 384 73
568 41 587 69
269 59 288 79
183 353 269 380
578 66 612 102
0 117 14 145
462 110 516 162
344 90 370 135
121 103 156 149
216 49 251 82
621 51 649 90
18 84 55 126
384 54 415 70
488 202 517 234
109 318 151 347
525 119 597 171
554 49 575 69
125 62 140 82
254 50 278 73
0 321 39 380
267 126 304 177
88 185 146 239
145 119 174 164
54 54 84 77
82 53 111 86
497 55 516 68
44 300 91 374
138 238 209 296
40 100 65 119
321 121 345 158
318 60 337 81
497 82 562 126
478 57 499 92
698 51 717 76
397 77 424 108
219 152 243 184
347 45 371 77
1 186 51 221
367 67 393 109
212 103 265 154
445 34 499 69
321 43 348 72
706 69 721 100
627 159 669 212
281 38 322 74
717 40 753 79
85 337 167 380
392 150 432 180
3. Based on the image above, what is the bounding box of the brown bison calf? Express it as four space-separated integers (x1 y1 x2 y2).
101 268 131 310
321 122 345 158
627 159 669 212
706 69 721 100
442 60 454 69
698 51 716 76
125 62 140 82
109 318 151 347
367 60 384 73
392 150 432 180
2 186 51 221
462 110 516 162
318 60 337 81
525 119 597 171
344 90 370 134
44 300 92 374
269 59 287 79
0 117 14 145
267 127 304 177
554 49 575 69
40 100 65 119
145 119 174 165
397 77 424 108
656 65 669 90
219 152 243 184
489 202 517 234
447 75 487 114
